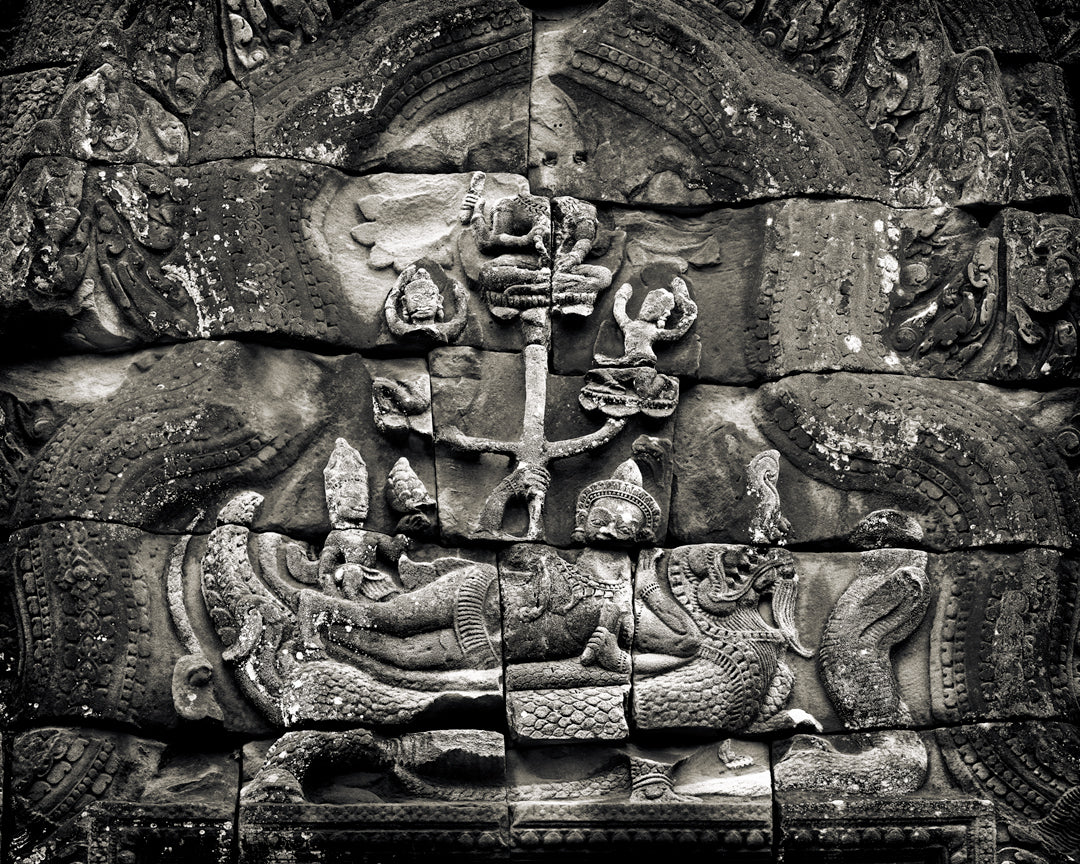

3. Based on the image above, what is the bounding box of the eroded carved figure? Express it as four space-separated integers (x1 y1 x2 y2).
383 262 468 344
594 276 698 367
195 439 502 802
550 195 614 316
502 457 662 741
462 173 552 320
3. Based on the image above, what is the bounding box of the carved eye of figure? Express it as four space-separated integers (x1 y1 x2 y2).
586 499 646 542
588 506 613 528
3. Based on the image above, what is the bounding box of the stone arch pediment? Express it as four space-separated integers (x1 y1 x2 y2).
231 0 534 173
533 0 886 204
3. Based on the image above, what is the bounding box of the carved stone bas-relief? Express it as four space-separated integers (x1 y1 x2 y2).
2 0 1078 862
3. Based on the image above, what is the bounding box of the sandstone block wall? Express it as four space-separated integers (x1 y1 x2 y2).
1 1 1079 862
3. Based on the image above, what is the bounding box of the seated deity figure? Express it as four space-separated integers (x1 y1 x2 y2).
595 275 698 367
550 195 614 316
289 438 407 605
462 175 552 318
383 262 468 343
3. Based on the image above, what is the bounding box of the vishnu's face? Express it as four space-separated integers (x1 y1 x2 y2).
585 497 645 543
402 271 441 323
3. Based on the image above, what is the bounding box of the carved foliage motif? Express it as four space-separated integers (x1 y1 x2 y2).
720 0 1073 207
28 22 193 168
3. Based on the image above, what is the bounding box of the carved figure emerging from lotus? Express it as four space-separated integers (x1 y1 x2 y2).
550 195 614 316
383 262 468 343
461 173 552 319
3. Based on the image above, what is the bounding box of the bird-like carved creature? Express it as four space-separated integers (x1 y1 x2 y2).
633 543 819 765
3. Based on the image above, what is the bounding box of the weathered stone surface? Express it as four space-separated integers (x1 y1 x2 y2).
187 81 255 162
0 340 436 538
772 546 933 797
1041 4 1080 64
627 547 935 737
509 740 771 802
6 156 1078 380
227 0 531 174
777 797 997 863
0 69 69 202
241 729 506 807
775 729 932 798
117 0 224 117
784 551 936 735
671 374 1080 550
930 549 1080 724
936 721 1080 863
3 0 1079 860
11 726 237 864
26 58 189 166
334 171 527 353
4 522 212 731
530 0 886 206
0 0 128 70
3 514 504 736
84 802 234 864
431 347 674 546
510 798 773 853
533 0 1074 208
0 163 529 354
240 802 510 862
501 543 634 742
632 544 817 739
936 1 1049 54
556 199 1080 384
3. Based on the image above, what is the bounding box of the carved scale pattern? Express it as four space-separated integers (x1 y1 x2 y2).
562 0 885 199
755 373 1077 549
13 341 314 528
183 161 351 342
752 200 893 376
245 0 531 164
939 722 1080 825
13 522 150 724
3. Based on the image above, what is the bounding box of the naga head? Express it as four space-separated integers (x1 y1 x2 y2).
697 547 813 658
